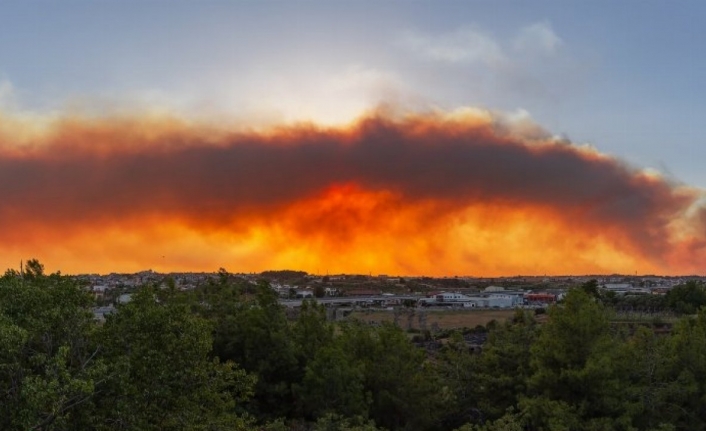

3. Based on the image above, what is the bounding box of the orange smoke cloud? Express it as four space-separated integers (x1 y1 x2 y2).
0 109 703 275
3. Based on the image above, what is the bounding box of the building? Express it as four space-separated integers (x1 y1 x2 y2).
524 293 556 304
432 292 518 308
435 292 473 303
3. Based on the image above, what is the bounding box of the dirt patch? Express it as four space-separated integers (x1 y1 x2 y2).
348 308 517 330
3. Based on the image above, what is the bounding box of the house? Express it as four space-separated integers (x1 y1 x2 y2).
435 292 473 303
485 294 516 308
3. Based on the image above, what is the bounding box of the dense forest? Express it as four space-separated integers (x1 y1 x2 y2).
2 261 706 430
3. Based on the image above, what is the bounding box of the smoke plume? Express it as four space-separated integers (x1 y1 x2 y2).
0 108 703 275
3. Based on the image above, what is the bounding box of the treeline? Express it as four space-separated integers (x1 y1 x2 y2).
259 270 309 282
2 263 706 430
602 280 706 315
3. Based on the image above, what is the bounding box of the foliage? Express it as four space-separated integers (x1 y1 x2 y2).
260 270 309 284
473 310 537 421
95 287 255 430
296 346 369 419
0 269 103 430
292 300 335 365
0 262 254 431
311 413 385 431
522 289 633 430
203 279 299 420
337 322 449 430
664 280 706 315
454 408 524 431
8 261 706 431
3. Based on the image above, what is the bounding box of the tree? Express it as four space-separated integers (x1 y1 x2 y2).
296 346 369 419
454 409 524 431
580 279 601 300
655 309 706 430
94 287 254 431
522 289 633 430
292 300 334 365
207 280 299 420
0 264 104 431
620 326 684 431
665 280 706 315
436 311 538 429
435 331 480 428
472 310 538 421
311 413 384 431
338 322 448 430
23 258 45 279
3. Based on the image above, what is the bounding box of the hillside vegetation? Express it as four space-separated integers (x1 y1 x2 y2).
2 262 706 430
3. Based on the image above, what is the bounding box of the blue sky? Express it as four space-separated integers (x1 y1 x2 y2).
1 1 705 187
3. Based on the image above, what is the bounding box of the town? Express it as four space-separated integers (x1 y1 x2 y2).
86 269 705 322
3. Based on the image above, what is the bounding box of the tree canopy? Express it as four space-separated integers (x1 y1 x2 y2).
2 263 706 431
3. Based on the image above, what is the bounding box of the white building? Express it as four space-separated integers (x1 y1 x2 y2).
433 292 518 308
435 292 473 303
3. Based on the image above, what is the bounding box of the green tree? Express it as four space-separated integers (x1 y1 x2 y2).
95 287 254 431
0 265 104 431
655 309 706 430
292 300 334 365
454 408 524 431
296 345 370 419
209 280 299 420
665 280 706 315
435 331 479 428
522 289 632 430
312 413 385 431
338 322 448 430
23 258 46 279
436 311 538 429
620 326 684 431
580 279 601 300
473 310 538 421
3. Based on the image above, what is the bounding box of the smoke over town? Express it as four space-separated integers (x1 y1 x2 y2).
0 108 703 275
